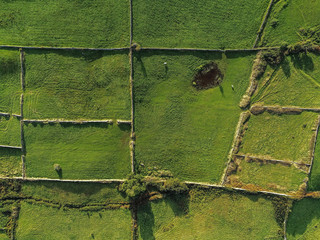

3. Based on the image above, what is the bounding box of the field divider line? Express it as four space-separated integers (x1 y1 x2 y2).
283 203 291 240
256 105 320 113
23 119 116 124
0 45 130 51
307 116 320 177
0 145 22 150
0 177 125 183
220 111 250 185
253 0 274 48
20 49 25 91
234 154 311 168
139 46 280 52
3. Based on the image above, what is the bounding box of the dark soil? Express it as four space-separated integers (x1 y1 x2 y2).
193 62 223 90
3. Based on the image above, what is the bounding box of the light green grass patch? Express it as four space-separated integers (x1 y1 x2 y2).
0 148 21 178
138 189 282 239
307 134 320 191
286 198 320 240
0 0 130 48
252 53 320 108
24 50 131 120
133 0 269 49
25 123 131 179
16 202 132 240
0 116 20 147
260 0 320 47
232 159 307 192
0 50 21 115
240 112 318 163
134 51 254 183
21 182 128 205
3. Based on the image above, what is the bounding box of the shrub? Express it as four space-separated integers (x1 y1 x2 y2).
261 49 284 66
239 95 251 109
250 105 265 115
53 164 61 172
118 173 147 200
160 178 188 194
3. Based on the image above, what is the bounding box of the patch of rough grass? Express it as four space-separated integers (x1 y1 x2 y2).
0 116 20 147
239 111 318 163
0 148 21 178
16 202 132 240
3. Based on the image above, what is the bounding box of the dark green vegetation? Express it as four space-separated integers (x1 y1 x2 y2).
24 123 131 179
134 51 254 183
286 198 320 240
229 159 307 193
133 0 269 49
252 53 320 108
0 50 21 115
0 148 21 178
0 0 130 48
308 139 320 191
24 50 131 120
16 202 132 240
138 188 283 239
260 0 320 47
240 112 318 163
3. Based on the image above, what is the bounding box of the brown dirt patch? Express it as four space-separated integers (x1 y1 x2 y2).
193 62 223 90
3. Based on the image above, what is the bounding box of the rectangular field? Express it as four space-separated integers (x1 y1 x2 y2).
133 0 269 49
239 112 318 163
0 0 130 48
0 49 21 115
252 53 320 108
24 122 131 180
0 116 20 147
260 0 320 47
138 189 282 239
16 202 132 240
134 51 254 183
24 50 131 120
0 148 21 178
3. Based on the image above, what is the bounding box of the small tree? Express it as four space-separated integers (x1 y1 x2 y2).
53 164 61 172
118 173 147 199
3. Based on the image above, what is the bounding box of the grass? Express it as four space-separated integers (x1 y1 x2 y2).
134 51 254 183
0 148 21 178
286 198 320 240
138 189 282 239
24 50 131 120
252 53 320 108
21 182 128 205
0 116 20 147
307 134 320 191
24 122 131 179
230 159 307 192
0 203 12 240
133 0 269 49
16 202 132 240
0 0 130 48
0 49 21 115
240 111 318 163
260 0 320 46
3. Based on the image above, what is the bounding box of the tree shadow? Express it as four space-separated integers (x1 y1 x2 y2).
219 85 224 97
138 201 155 240
280 58 291 78
291 53 314 72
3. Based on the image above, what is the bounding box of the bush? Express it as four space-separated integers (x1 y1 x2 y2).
261 49 284 66
118 173 147 200
160 178 188 194
53 164 61 172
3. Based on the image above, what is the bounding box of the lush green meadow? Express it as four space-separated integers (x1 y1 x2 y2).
0 148 21 178
138 189 282 239
307 137 320 191
24 123 131 179
286 198 320 240
252 53 320 108
240 112 318 163
0 116 20 147
0 0 130 48
260 0 320 46
230 159 306 192
134 51 254 183
16 202 132 240
24 50 131 120
0 50 21 115
133 0 269 49
21 182 128 205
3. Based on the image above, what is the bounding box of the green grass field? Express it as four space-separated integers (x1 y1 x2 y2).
0 148 21 178
0 116 20 147
138 189 282 239
239 112 318 163
21 182 128 205
0 202 13 240
230 159 307 193
0 0 130 48
252 53 320 108
134 51 254 183
307 137 320 191
24 123 131 179
16 202 132 240
286 198 320 240
24 50 131 120
260 0 320 47
0 49 21 115
133 0 269 49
